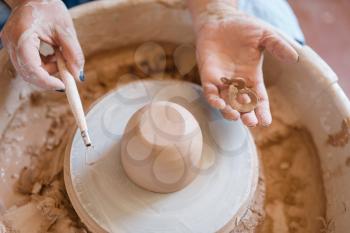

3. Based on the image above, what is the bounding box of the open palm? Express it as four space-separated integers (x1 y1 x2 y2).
196 12 298 127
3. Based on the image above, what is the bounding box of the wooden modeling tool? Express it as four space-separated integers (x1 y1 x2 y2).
56 51 92 147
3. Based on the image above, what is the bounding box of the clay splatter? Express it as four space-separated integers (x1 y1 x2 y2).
327 117 350 147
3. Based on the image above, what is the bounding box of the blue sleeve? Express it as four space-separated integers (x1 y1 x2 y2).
0 1 10 29
62 0 94 8
238 0 305 44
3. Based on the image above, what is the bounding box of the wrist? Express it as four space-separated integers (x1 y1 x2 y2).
187 0 238 33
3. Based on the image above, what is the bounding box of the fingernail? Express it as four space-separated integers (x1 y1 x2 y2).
56 89 65 93
79 70 85 81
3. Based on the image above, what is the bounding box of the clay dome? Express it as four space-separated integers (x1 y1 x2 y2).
120 101 203 193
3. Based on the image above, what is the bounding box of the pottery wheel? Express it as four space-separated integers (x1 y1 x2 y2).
64 80 259 233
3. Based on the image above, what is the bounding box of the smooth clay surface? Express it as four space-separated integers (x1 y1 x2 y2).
121 101 203 193
0 43 326 233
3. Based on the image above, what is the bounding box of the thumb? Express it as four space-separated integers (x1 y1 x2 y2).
260 29 299 63
55 26 85 82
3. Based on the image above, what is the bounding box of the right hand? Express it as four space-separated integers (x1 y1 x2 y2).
190 2 298 127
1 0 85 91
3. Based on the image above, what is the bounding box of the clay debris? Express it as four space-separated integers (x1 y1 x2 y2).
327 117 350 147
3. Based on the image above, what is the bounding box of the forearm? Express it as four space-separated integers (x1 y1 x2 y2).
4 0 29 8
187 0 238 31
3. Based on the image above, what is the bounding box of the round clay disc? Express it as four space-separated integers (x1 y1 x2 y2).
64 80 259 233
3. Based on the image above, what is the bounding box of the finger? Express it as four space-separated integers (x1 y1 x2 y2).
236 93 251 104
237 53 271 126
16 36 65 90
208 95 226 110
220 105 240 121
241 111 258 127
254 82 272 126
260 30 299 63
203 83 226 110
198 51 235 111
55 26 85 82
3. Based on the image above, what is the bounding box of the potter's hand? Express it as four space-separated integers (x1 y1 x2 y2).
1 0 84 91
188 0 298 127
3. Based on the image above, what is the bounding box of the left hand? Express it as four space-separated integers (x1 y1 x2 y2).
194 7 299 127
1 0 84 91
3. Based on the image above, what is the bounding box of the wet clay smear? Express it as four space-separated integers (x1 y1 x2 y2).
252 87 327 233
0 44 326 232
327 117 350 147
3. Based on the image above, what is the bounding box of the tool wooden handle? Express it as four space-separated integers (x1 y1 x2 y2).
56 51 91 147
